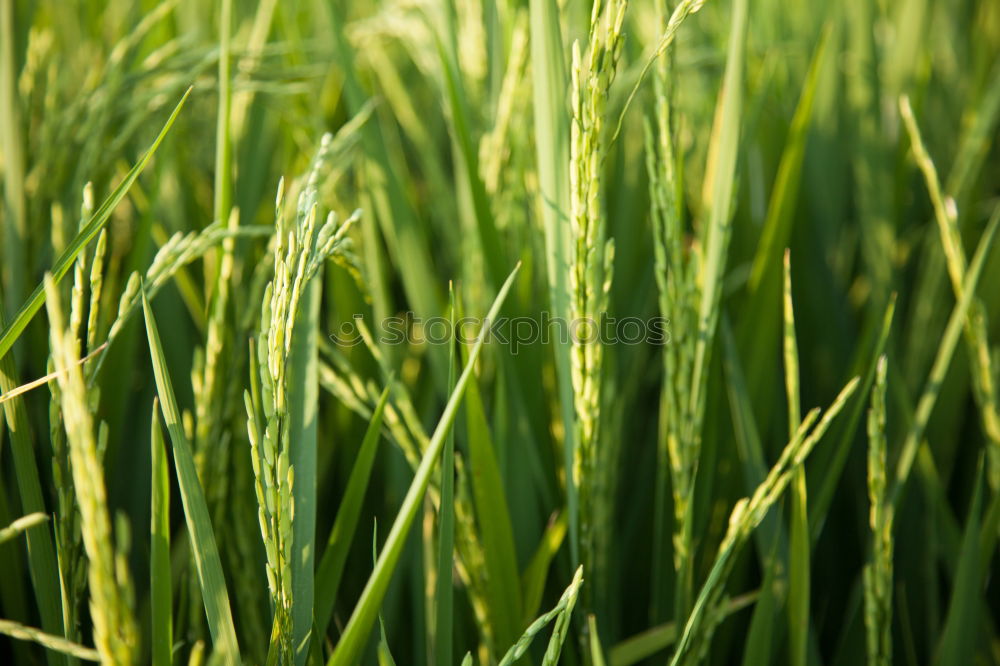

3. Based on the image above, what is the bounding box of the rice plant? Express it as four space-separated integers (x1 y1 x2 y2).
568 0 626 599
864 356 891 666
1 0 999 664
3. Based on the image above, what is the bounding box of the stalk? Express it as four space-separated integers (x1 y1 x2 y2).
569 0 627 599
46 276 138 665
247 137 360 660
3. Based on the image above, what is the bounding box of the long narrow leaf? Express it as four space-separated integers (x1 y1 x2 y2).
327 263 521 666
435 285 458 666
740 28 831 404
141 286 239 659
150 400 172 666
933 465 984 665
679 0 748 622
314 383 392 638
462 336 522 649
289 266 319 664
888 209 1000 511
521 512 568 623
783 251 809 666
0 300 65 653
529 0 578 565
0 87 192 361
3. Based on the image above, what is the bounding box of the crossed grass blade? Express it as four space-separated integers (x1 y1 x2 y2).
150 400 173 666
672 374 861 666
327 262 521 666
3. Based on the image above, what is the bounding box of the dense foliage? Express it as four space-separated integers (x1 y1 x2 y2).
1 0 999 664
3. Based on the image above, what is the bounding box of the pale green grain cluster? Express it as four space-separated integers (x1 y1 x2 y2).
0 618 100 662
863 356 892 666
91 220 270 381
671 376 860 666
899 95 1000 490
49 183 109 650
643 0 712 624
644 48 694 621
194 208 239 512
614 0 707 144
569 0 627 577
45 275 137 665
246 134 359 658
496 565 583 666
0 513 47 545
48 345 85 649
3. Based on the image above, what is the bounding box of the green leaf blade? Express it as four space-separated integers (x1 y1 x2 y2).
0 86 192 362
314 383 392 639
150 400 172 666
327 262 520 666
141 285 239 660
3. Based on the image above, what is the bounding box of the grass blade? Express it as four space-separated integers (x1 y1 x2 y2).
150 399 172 666
428 15 505 290
141 285 239 660
435 285 457 666
689 0 746 415
783 251 809 666
314 383 392 639
932 464 984 665
589 614 607 666
213 0 232 228
0 0 27 311
741 27 831 404
461 326 522 650
0 86 192 362
529 0 579 564
496 565 583 666
679 0 748 622
0 300 65 655
371 524 397 666
746 26 831 295
672 375 860 665
521 511 568 622
327 263 521 666
887 209 1000 512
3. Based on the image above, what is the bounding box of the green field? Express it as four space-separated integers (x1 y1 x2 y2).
1 0 999 663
